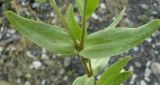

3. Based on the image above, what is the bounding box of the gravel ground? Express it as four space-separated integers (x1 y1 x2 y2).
0 0 160 85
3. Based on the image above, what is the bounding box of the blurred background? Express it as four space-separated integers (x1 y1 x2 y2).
0 0 160 85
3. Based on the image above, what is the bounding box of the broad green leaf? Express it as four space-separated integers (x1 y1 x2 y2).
5 11 77 55
106 8 126 30
67 5 82 41
111 71 132 85
76 0 99 18
80 19 160 58
91 57 110 75
72 75 94 85
97 56 131 85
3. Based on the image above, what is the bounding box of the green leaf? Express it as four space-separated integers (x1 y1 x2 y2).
76 0 84 16
91 57 110 75
97 56 131 85
5 11 77 55
80 19 160 58
111 71 132 85
76 0 100 18
106 8 126 30
85 76 94 85
72 75 94 85
67 5 82 41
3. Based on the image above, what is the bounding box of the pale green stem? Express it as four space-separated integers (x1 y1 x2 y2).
80 56 90 76
88 59 93 76
79 0 93 77
80 0 88 50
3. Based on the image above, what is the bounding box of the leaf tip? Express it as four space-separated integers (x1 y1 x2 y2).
124 56 132 61
4 11 11 17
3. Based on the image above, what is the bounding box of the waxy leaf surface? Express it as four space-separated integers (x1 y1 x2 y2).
80 19 160 58
67 5 81 41
91 57 110 75
72 75 94 85
98 56 131 85
76 0 99 18
5 11 77 55
110 71 132 85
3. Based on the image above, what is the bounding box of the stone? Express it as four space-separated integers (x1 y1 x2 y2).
25 81 31 85
32 61 42 69
140 80 146 85
133 47 139 52
100 3 106 9
134 61 142 67
151 63 160 75
140 4 149 10
145 38 152 43
32 3 40 8
129 74 137 84
92 13 99 20
144 68 151 81
64 57 71 67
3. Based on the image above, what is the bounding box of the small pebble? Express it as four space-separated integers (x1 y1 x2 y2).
129 74 137 84
146 38 152 43
0 47 3 54
26 51 36 59
0 34 2 40
64 57 71 67
25 81 31 85
100 3 106 9
50 12 55 17
32 3 40 8
133 47 139 52
134 61 142 67
140 4 149 10
92 13 99 20
8 29 16 34
144 68 151 81
151 63 160 75
25 73 32 78
146 61 151 67
129 65 134 71
140 80 146 85
32 61 42 69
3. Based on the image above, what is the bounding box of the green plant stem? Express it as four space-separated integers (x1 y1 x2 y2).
78 0 93 78
80 56 90 76
80 0 88 50
88 59 93 76
50 0 79 49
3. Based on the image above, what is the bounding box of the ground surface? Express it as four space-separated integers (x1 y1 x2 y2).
0 0 160 85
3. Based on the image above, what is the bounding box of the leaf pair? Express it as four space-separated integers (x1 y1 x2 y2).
5 9 160 59
5 10 160 58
